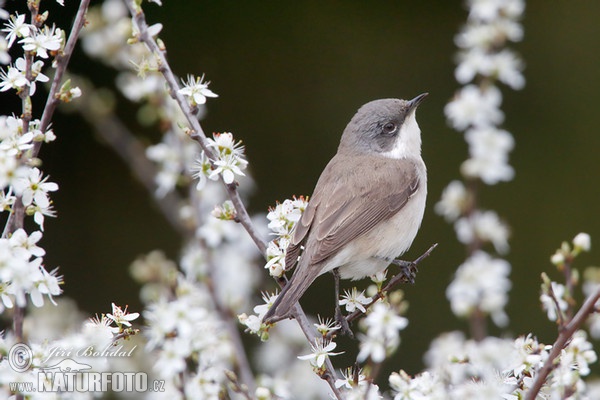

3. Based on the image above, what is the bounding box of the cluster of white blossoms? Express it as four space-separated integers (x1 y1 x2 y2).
132 181 262 397
23 0 597 398
0 228 61 309
193 132 249 187
387 328 598 399
446 250 511 326
0 1 67 317
357 301 408 363
444 0 524 185
0 2 148 399
0 302 141 399
82 2 269 397
264 197 308 277
81 0 197 198
437 0 525 328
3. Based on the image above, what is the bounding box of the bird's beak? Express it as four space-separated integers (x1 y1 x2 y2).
408 93 428 111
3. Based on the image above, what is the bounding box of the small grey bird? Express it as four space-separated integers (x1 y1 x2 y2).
263 94 428 325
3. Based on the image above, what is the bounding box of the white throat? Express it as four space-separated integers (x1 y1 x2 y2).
381 112 422 160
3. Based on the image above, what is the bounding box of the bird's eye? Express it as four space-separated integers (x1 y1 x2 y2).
382 122 397 135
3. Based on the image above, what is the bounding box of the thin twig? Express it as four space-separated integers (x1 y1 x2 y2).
76 91 191 238
343 243 438 326
524 286 600 400
224 370 254 400
38 0 91 138
3 0 92 237
201 234 257 393
122 3 348 398
291 303 345 399
126 2 266 256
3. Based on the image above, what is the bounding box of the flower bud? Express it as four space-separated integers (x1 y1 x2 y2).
573 232 591 253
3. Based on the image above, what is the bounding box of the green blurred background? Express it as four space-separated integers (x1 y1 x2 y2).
5 0 600 378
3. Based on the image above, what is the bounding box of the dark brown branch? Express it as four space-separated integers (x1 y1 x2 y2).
524 286 600 400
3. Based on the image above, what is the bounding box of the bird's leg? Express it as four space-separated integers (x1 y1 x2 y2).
389 258 418 284
333 268 354 338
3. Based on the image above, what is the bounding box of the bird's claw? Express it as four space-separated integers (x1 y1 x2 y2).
390 259 418 284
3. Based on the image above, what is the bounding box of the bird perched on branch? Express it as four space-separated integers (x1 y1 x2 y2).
263 94 428 331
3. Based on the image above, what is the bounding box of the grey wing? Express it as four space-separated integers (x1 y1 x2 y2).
310 157 420 265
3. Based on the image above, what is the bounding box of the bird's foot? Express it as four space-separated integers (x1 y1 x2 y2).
390 259 418 284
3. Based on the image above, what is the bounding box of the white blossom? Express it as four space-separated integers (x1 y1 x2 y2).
455 210 510 253
12 167 58 208
2 13 31 48
435 180 468 222
461 155 514 184
106 302 140 327
195 132 249 186
266 198 306 236
560 330 597 376
265 240 287 277
389 370 445 400
314 316 341 336
358 302 407 362
178 74 218 106
19 25 63 59
455 22 520 50
31 202 56 231
467 0 525 22
446 251 511 326
0 115 34 155
297 339 343 368
0 63 28 92
339 287 372 313
445 84 504 130
208 153 246 184
540 281 568 322
8 228 45 258
506 334 547 379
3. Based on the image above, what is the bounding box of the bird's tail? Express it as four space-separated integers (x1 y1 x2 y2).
262 263 319 324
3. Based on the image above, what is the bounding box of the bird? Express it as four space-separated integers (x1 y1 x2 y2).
263 94 428 329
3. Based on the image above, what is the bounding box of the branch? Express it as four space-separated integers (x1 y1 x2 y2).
3 0 91 237
343 243 438 326
291 303 345 400
38 0 91 139
125 1 266 256
75 89 192 238
524 286 600 400
122 3 348 397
